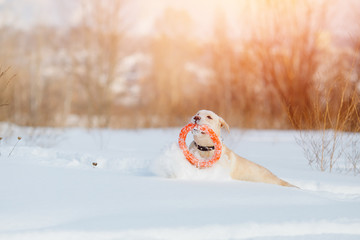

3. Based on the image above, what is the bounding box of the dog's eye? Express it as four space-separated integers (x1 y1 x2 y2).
207 116 213 120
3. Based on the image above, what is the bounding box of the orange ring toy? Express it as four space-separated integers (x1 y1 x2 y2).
178 123 222 168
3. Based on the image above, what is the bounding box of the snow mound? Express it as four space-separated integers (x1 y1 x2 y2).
152 143 231 180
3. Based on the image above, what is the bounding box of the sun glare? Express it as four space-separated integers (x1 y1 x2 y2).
134 0 241 36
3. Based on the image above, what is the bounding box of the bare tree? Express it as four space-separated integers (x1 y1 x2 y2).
69 0 126 127
142 8 197 126
244 0 331 129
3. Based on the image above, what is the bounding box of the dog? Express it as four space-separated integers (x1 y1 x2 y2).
189 110 296 187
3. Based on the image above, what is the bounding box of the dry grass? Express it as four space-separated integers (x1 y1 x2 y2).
0 67 15 122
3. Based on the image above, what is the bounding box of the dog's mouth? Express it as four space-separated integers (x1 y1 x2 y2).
192 128 206 135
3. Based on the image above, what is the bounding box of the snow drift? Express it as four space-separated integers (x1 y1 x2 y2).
0 126 360 240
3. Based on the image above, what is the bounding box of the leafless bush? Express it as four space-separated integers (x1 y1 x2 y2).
342 133 360 175
295 75 360 174
297 131 360 175
297 130 341 172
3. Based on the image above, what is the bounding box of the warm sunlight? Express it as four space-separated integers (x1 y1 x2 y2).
1 1 360 239
133 0 242 36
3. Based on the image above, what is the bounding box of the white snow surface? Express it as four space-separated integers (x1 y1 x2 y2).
0 125 359 240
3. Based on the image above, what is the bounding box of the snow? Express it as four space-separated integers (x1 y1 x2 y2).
0 125 360 240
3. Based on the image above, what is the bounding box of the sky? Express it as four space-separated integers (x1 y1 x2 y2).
0 0 239 32
0 0 359 39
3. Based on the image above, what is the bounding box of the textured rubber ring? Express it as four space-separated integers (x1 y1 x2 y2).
178 123 222 168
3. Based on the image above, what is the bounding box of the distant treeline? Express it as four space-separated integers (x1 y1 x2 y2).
0 0 359 131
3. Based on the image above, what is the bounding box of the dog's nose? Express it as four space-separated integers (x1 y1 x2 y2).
193 116 201 122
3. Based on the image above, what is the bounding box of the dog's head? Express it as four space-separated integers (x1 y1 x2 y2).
191 110 229 146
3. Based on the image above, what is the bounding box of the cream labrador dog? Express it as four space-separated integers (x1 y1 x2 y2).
189 110 296 187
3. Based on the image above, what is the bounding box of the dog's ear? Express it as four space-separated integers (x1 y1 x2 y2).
219 117 230 132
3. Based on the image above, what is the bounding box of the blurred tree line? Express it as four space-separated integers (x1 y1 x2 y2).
0 0 359 130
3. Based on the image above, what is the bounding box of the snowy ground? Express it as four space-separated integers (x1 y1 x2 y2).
0 125 359 240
